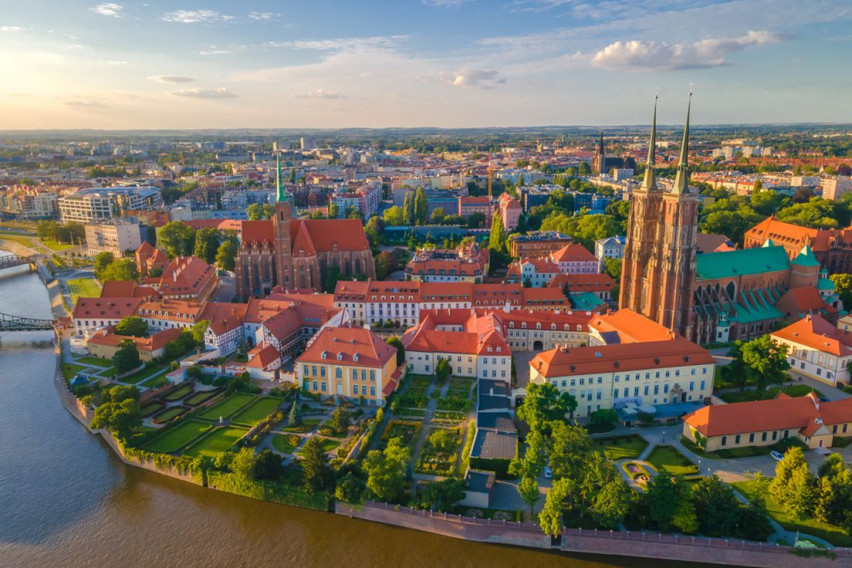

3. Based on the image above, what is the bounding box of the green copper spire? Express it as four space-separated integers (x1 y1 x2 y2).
275 141 286 203
642 95 658 191
672 91 692 195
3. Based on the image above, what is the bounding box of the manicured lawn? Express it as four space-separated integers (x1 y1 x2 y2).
76 356 112 367
183 426 248 458
142 420 210 453
152 406 189 424
198 393 256 421
720 384 824 404
646 445 698 475
98 367 118 378
272 434 301 454
66 277 101 304
43 238 74 251
140 401 165 418
734 480 852 547
592 435 649 460
185 390 219 406
61 363 87 381
140 372 168 389
319 438 342 453
163 384 194 402
281 418 321 433
119 362 169 385
231 397 281 426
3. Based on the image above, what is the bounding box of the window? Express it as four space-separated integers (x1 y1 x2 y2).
761 432 767 441
321 383 326 392
352 385 358 395
749 433 755 443
772 431 778 441
735 434 741 444
312 381 318 391
370 370 376 381
613 388 619 398
303 365 309 375
335 368 342 379
721 436 727 446
320 367 326 377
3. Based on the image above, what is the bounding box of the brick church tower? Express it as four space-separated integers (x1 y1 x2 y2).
593 131 606 175
272 143 294 290
620 95 698 339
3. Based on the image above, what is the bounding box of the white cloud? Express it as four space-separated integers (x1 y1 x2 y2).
248 12 280 21
199 49 232 56
293 89 345 99
169 87 238 99
148 75 195 83
0 26 23 32
90 3 123 18
65 99 107 108
591 30 789 71
162 10 233 24
268 35 408 51
443 68 506 88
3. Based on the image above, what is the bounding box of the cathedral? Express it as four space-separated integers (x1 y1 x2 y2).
619 95 699 340
620 96 842 344
234 156 375 299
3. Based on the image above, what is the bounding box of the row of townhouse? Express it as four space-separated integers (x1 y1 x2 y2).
505 243 600 287
333 280 570 328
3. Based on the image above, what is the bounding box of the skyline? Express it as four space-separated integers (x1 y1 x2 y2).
1 0 851 129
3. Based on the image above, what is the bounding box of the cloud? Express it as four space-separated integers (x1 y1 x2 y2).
444 68 506 88
162 10 233 24
591 30 790 71
248 12 280 21
148 75 195 83
199 49 232 56
169 87 238 99
422 0 473 6
293 89 345 99
0 26 23 32
65 100 106 108
268 35 408 51
90 3 123 17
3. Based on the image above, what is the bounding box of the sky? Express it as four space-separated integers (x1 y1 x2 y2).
1 0 851 130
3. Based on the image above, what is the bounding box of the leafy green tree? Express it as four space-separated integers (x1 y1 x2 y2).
382 206 406 227
100 384 140 404
427 429 456 453
467 212 486 228
90 398 141 441
300 437 331 493
363 437 410 502
691 475 741 537
335 472 366 505
385 336 405 366
591 477 631 529
288 401 302 427
230 447 258 480
158 221 195 258
115 316 147 337
549 422 591 482
417 478 466 512
489 211 506 252
325 266 343 293
190 320 210 345
644 472 680 531
253 449 282 480
517 382 577 433
194 227 221 264
414 188 428 225
672 491 699 534
740 335 790 395
402 192 413 225
329 406 350 436
100 258 138 282
113 339 141 374
736 498 773 541
518 475 540 516
540 213 620 249
435 358 452 383
770 447 816 520
830 274 852 308
93 251 115 280
539 478 569 537
375 251 399 280
215 237 238 271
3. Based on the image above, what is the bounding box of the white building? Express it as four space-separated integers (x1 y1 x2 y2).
771 313 852 387
84 221 142 256
59 186 163 223
594 236 626 271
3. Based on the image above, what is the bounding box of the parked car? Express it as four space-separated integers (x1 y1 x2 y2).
770 450 785 462
544 466 552 479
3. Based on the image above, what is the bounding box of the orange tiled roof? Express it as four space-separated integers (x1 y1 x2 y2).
200 302 249 335
151 256 216 297
87 327 182 352
297 326 395 368
549 273 614 291
73 297 142 320
590 309 675 343
246 344 281 369
100 280 159 299
771 313 852 357
550 244 597 263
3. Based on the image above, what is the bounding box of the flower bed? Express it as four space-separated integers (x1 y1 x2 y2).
381 420 421 449
415 428 461 476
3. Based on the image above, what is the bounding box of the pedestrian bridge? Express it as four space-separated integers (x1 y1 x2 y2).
0 311 54 332
0 254 39 272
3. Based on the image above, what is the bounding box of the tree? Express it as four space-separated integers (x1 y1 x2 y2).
414 188 428 225
644 472 680 531
300 437 330 493
329 406 349 436
113 339 141 374
215 237 238 271
190 320 210 345
517 382 577 433
363 437 410 502
430 208 446 224
335 472 366 505
115 316 148 337
325 266 343 294
518 475 540 516
375 251 399 280
254 449 282 480
288 401 302 427
591 478 631 529
691 475 741 537
402 192 412 225
386 336 405 366
467 212 486 228
740 335 790 395
100 384 140 404
830 274 852 308
231 447 258 480
93 252 115 280
427 429 456 453
539 478 570 537
100 258 138 282
435 358 451 383
158 221 195 258
770 446 816 519
194 227 221 265
489 211 506 253
382 206 406 227
90 398 141 441
417 478 466 512
549 422 591 482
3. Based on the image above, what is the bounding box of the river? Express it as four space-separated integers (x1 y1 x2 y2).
0 257 713 568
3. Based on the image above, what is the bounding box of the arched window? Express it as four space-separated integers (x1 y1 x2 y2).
726 282 735 299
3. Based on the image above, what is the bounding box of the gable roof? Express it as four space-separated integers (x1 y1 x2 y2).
696 245 790 280
297 326 395 368
550 243 597 263
589 309 674 343
771 313 852 357
73 297 143 321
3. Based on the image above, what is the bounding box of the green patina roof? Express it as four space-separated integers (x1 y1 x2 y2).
762 238 775 247
818 278 835 291
791 243 820 267
570 291 606 310
696 245 790 281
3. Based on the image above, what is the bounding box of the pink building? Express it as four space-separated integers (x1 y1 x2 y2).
497 193 521 230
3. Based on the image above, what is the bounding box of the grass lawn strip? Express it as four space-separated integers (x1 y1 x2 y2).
734 480 852 548
592 435 649 460
66 278 101 304
183 426 248 458
140 372 168 389
184 390 219 406
198 393 256 421
142 420 211 454
319 438 341 453
646 445 698 475
282 418 321 433
75 356 112 367
231 397 281 426
163 384 194 402
141 402 165 418
62 363 87 381
152 406 189 424
119 362 169 385
272 434 301 454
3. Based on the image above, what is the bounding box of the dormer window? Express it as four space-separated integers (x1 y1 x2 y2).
321 350 328 359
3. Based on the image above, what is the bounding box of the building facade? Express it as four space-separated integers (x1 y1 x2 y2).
85 221 142 256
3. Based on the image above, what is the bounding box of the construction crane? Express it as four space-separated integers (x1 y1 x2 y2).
487 153 494 199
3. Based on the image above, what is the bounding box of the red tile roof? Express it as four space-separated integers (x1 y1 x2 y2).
87 327 182 353
150 256 217 298
297 326 395 368
200 302 248 335
771 313 852 357
550 243 597 263
100 280 158 299
246 344 281 369
590 309 675 343
73 297 143 321
549 273 614 292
